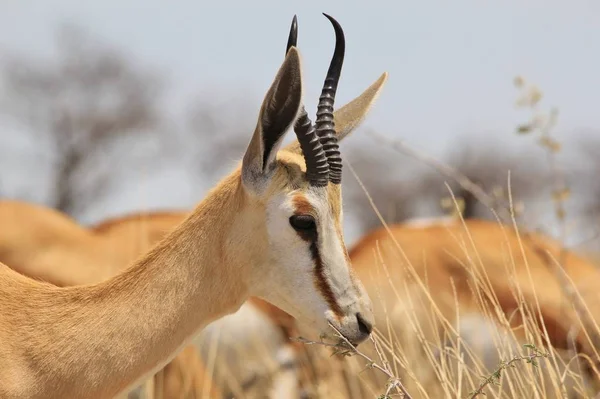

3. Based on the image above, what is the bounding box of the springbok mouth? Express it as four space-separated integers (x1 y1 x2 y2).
349 332 373 347
339 333 369 348
327 325 372 347
327 311 374 347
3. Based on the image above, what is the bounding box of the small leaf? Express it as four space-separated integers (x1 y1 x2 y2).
516 124 533 134
549 107 559 123
440 196 453 208
552 188 571 202
538 136 561 152
491 185 504 199
513 201 525 216
529 86 543 106
513 75 525 88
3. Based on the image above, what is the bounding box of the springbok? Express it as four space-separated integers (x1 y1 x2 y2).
0 14 388 398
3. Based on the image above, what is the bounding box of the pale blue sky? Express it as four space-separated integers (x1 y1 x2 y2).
1 1 599 244
2 1 600 150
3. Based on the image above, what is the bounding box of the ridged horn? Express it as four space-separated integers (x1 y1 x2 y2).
285 15 330 186
315 13 345 184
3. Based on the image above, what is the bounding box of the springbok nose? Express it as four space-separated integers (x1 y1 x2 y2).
356 312 373 335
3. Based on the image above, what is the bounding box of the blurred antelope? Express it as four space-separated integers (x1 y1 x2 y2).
349 218 600 356
0 13 388 398
332 217 600 396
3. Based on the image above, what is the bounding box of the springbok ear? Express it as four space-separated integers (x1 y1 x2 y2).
242 47 303 193
283 72 388 154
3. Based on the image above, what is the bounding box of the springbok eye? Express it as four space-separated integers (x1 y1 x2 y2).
289 215 316 231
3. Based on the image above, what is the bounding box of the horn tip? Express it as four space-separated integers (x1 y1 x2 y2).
322 13 339 26
322 13 345 43
286 15 299 54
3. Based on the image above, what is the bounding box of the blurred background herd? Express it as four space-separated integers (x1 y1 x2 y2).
2 2 600 398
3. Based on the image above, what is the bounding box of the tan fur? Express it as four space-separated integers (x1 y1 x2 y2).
0 44 388 398
291 193 314 216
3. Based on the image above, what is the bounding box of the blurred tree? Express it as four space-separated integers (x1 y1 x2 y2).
0 24 164 216
342 134 553 233
342 138 421 232
184 95 255 188
444 138 549 220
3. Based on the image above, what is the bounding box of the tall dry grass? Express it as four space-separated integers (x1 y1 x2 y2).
292 217 600 398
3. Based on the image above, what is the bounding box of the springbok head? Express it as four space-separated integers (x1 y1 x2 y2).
239 14 386 345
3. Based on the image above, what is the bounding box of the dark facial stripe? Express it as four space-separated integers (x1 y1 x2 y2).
310 238 345 318
292 194 344 318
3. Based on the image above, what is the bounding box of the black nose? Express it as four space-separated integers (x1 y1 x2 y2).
356 312 373 335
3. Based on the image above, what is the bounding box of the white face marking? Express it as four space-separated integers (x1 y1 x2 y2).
255 192 329 331
250 189 373 343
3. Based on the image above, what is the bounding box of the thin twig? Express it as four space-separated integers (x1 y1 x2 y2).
293 323 413 399
467 344 549 398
